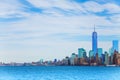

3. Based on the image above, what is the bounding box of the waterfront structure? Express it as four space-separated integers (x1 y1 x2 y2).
92 27 98 56
95 53 99 65
54 59 57 63
97 48 103 57
89 50 94 64
109 48 114 64
74 55 78 65
109 47 114 56
113 50 118 64
70 53 76 65
39 59 43 64
116 53 120 65
78 48 88 65
89 50 94 58
63 56 70 65
113 40 119 52
101 54 105 64
104 51 109 65
78 48 86 58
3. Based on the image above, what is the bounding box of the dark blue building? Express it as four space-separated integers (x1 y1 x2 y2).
92 27 98 56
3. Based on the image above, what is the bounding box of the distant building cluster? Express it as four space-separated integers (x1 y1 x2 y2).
58 28 120 66
0 28 120 66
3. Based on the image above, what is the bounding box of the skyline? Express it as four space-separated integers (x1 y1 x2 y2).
0 0 120 62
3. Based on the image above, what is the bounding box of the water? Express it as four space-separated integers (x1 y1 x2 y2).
0 66 120 80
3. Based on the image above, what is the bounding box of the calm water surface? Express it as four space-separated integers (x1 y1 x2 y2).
0 66 120 80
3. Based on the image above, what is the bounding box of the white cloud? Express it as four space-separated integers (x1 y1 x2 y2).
27 0 52 8
27 0 120 16
111 15 120 23
0 13 118 41
82 1 120 14
27 0 76 10
82 1 104 13
104 3 120 14
0 0 31 18
27 0 88 15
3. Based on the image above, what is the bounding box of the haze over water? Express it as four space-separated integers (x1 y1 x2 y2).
0 66 119 80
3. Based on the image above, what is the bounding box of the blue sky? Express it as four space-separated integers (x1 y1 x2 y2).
0 0 120 62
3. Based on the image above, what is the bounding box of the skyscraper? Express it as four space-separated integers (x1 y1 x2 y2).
112 40 119 52
70 53 76 65
92 27 98 56
89 50 94 58
104 51 109 65
78 48 86 58
97 48 103 57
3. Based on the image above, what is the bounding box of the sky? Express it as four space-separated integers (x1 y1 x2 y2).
0 0 120 62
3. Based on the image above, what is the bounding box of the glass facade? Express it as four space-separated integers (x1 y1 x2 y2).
109 47 114 56
112 40 119 52
97 48 103 57
109 48 114 64
92 30 98 56
89 50 94 58
78 48 86 58
104 51 109 65
70 53 76 65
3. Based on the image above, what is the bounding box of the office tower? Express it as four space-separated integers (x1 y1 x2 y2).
104 51 109 65
78 48 86 58
74 55 78 65
92 27 98 56
89 50 94 58
113 40 119 52
113 50 118 64
95 53 99 64
115 53 120 65
54 59 57 63
39 59 43 64
109 47 114 56
70 53 76 65
112 51 120 65
97 48 103 57
89 50 94 64
64 56 69 65
101 54 105 64
109 48 114 64
83 52 87 58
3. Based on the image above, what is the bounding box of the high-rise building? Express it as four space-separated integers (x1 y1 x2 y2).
70 53 76 65
65 56 70 65
101 54 105 64
92 27 98 56
89 50 94 58
109 47 114 64
97 48 103 57
113 40 119 52
109 47 114 56
39 59 43 64
104 51 109 65
89 50 94 64
78 48 86 58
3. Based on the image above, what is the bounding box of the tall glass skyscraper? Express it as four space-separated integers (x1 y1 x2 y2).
92 27 98 56
112 40 119 52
